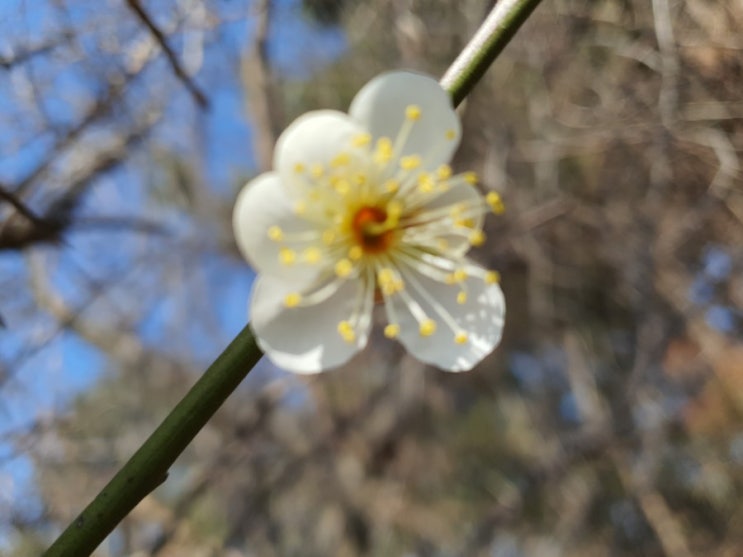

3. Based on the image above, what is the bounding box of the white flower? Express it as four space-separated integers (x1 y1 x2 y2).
233 71 506 374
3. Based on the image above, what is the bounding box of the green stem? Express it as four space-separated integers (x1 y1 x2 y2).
42 2 543 555
442 0 544 107
42 325 263 557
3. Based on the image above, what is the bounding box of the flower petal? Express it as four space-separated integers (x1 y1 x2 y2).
387 264 505 372
349 71 461 171
233 172 327 281
274 110 366 194
250 275 374 374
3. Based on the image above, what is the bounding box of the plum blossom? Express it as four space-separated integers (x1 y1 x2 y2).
233 71 505 373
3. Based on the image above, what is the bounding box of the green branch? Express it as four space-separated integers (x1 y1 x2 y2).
42 326 263 557
442 0 544 107
42 1 543 554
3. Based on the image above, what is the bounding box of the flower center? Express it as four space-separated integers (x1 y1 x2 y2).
351 205 398 253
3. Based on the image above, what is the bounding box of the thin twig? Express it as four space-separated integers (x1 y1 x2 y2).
125 0 209 109
0 184 43 224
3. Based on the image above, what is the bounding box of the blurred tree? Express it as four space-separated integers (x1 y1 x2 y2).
1 0 742 556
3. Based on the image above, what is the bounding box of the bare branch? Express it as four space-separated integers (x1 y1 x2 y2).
242 0 280 172
125 0 210 109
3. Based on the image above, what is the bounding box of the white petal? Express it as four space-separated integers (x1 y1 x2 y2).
274 110 366 193
388 265 505 372
349 71 461 171
404 181 485 256
250 275 373 374
233 172 326 281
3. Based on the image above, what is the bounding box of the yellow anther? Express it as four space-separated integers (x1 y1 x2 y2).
405 104 421 120
456 218 476 229
378 268 395 282
486 191 505 214
322 230 336 245
457 291 468 305
469 230 486 246
348 246 363 261
463 172 478 185
333 179 350 195
384 324 400 339
419 319 437 337
453 269 468 283
331 152 351 167
310 163 324 178
387 200 403 220
444 273 457 285
302 247 322 264
374 137 393 164
417 173 436 193
454 332 468 344
294 201 306 215
335 258 354 278
284 292 302 308
279 248 296 265
378 268 395 293
337 321 356 343
437 239 449 251
400 155 421 171
352 133 372 148
485 270 501 284
267 226 283 241
293 162 305 173
445 129 457 140
384 179 400 194
436 164 452 180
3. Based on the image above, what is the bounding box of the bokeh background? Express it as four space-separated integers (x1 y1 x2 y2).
1 0 742 555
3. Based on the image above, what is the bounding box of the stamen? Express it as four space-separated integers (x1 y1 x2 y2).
485 270 500 284
284 292 302 308
331 152 351 167
417 173 436 193
322 230 336 245
384 179 400 194
463 172 478 184
293 162 305 173
374 137 394 165
454 332 468 344
445 129 457 141
279 248 296 265
469 230 486 246
456 291 467 304
384 324 400 338
486 192 506 214
333 179 351 196
267 226 283 241
436 165 452 180
405 104 422 121
378 267 404 295
419 319 437 337
310 164 324 178
302 247 322 264
352 133 372 148
335 258 354 278
337 320 356 343
400 155 421 171
348 246 363 261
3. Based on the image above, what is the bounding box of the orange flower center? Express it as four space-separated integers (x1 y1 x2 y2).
352 206 397 253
